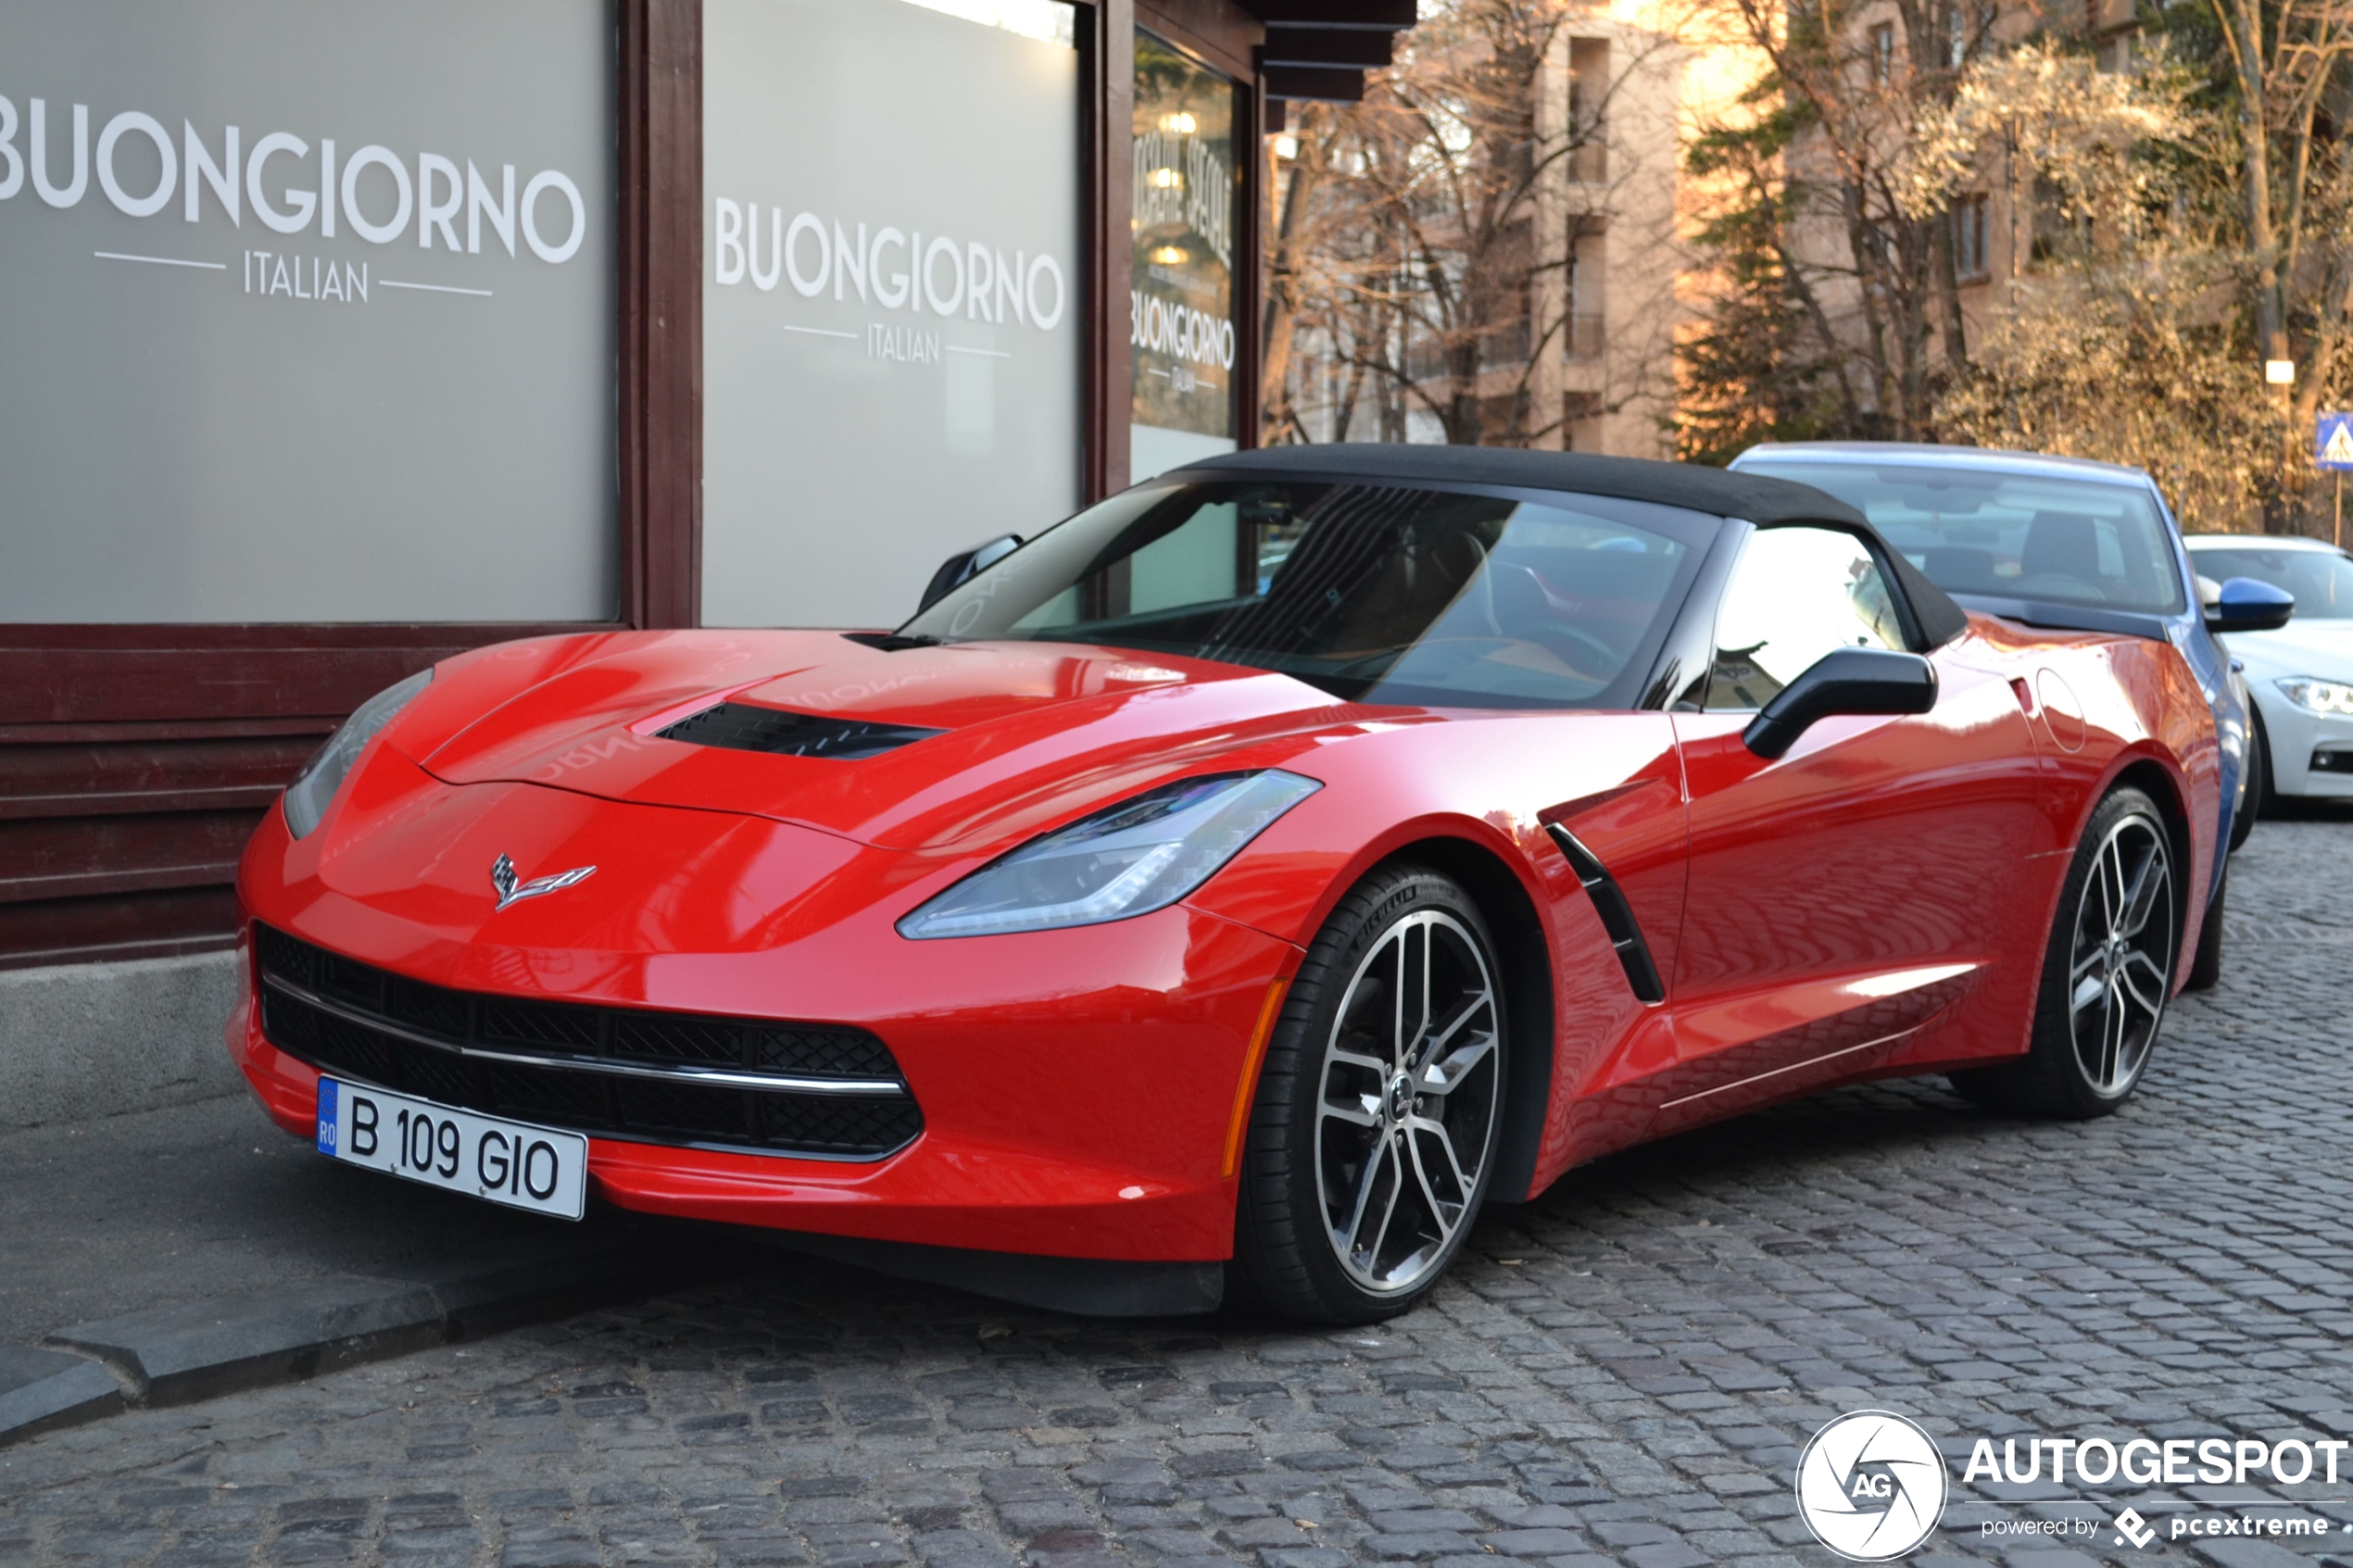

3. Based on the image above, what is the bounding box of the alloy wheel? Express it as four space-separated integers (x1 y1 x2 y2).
1314 909 1502 1295
2068 812 2173 1097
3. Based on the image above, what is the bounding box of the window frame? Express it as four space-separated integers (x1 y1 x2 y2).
1695 521 1932 713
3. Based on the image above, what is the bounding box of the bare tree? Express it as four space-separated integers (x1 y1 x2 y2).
1679 0 1997 447
1264 0 1664 446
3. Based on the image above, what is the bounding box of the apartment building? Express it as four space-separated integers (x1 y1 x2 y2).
1265 0 1768 458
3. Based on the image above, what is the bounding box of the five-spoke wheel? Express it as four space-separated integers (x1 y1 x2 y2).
1230 865 1508 1322
1315 909 1502 1296
1952 785 2177 1117
2067 811 2174 1095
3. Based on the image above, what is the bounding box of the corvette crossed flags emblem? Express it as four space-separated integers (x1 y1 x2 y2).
490 853 597 912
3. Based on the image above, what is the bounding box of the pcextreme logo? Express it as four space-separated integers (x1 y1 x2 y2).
1795 1411 1951 1561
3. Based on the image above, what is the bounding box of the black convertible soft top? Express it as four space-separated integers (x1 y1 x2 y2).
1178 444 1969 647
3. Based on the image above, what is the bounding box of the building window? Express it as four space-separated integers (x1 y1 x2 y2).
702 0 1082 628
1567 38 1609 184
0 0 619 623
1563 392 1603 451
1870 22 1896 82
1131 32 1239 483
1954 194 1990 279
1564 240 1604 361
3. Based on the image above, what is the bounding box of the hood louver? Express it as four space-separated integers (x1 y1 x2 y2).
656 701 943 760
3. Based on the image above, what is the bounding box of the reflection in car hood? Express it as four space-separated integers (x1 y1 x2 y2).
404 631 1407 853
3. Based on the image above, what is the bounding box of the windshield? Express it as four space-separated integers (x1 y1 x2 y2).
900 480 1712 709
2192 546 2353 620
1736 459 2186 615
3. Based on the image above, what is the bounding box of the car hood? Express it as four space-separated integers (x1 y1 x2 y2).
2225 617 2353 673
398 631 1392 853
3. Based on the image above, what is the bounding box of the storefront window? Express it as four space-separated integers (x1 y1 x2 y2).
1131 33 1239 484
701 0 1081 630
0 0 617 622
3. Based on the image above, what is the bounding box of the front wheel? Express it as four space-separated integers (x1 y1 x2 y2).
2183 860 2226 992
1228 864 1507 1323
2232 708 2270 848
1950 787 2177 1118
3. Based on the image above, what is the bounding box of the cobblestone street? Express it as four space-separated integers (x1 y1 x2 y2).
5 822 2351 1568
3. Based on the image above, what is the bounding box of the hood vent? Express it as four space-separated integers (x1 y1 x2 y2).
656 701 943 760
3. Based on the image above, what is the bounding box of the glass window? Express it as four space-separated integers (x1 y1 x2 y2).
1130 33 1239 483
2193 546 2353 620
1954 194 1989 279
903 480 1710 709
0 0 616 622
702 0 1080 629
1705 526 1904 711
1735 460 2187 615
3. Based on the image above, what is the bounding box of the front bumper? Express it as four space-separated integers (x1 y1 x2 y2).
232 777 1301 1264
2259 693 2353 798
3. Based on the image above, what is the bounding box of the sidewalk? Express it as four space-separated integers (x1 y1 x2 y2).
0 1091 717 1439
0 1093 643 1344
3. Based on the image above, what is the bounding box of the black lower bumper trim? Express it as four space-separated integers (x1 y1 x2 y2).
749 1231 1226 1318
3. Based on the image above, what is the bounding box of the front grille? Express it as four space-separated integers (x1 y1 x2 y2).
253 924 922 1160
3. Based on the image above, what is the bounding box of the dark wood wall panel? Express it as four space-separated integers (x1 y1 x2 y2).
1137 0 1263 79
621 0 704 630
0 732 314 822
1082 0 1137 503
0 624 600 970
0 886 245 971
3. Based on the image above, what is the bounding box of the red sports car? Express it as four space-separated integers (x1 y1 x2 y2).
229 447 2221 1323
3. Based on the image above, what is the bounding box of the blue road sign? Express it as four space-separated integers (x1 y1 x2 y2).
2320 411 2353 470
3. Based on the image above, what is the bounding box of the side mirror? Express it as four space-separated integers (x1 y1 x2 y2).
1743 646 1939 759
917 533 1023 614
2206 575 2293 634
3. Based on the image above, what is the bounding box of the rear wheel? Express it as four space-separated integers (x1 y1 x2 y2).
1950 787 2176 1117
1229 865 1506 1323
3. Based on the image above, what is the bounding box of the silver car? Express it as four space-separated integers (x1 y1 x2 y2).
2183 533 2353 810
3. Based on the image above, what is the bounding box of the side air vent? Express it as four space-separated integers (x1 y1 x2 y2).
656 701 942 760
1545 823 1667 1004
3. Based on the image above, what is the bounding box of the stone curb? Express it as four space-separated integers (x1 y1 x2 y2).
4 1235 701 1445
0 1346 124 1445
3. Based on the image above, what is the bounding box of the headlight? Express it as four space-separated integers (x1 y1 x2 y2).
897 770 1322 939
282 669 434 839
2276 676 2353 716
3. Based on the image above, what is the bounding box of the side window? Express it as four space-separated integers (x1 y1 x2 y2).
1705 527 1906 711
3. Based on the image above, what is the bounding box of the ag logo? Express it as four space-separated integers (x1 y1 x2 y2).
1794 1410 1949 1561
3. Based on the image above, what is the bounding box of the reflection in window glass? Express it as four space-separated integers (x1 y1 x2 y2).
1735 461 2185 615
905 481 1707 709
1131 33 1239 482
1706 527 1902 710
2192 547 2353 620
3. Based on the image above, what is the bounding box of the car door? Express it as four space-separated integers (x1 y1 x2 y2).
1653 523 2045 1130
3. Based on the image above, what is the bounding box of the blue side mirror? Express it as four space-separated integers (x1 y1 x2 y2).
2207 576 2295 634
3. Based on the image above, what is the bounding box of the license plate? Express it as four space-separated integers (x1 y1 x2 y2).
315 1077 587 1221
